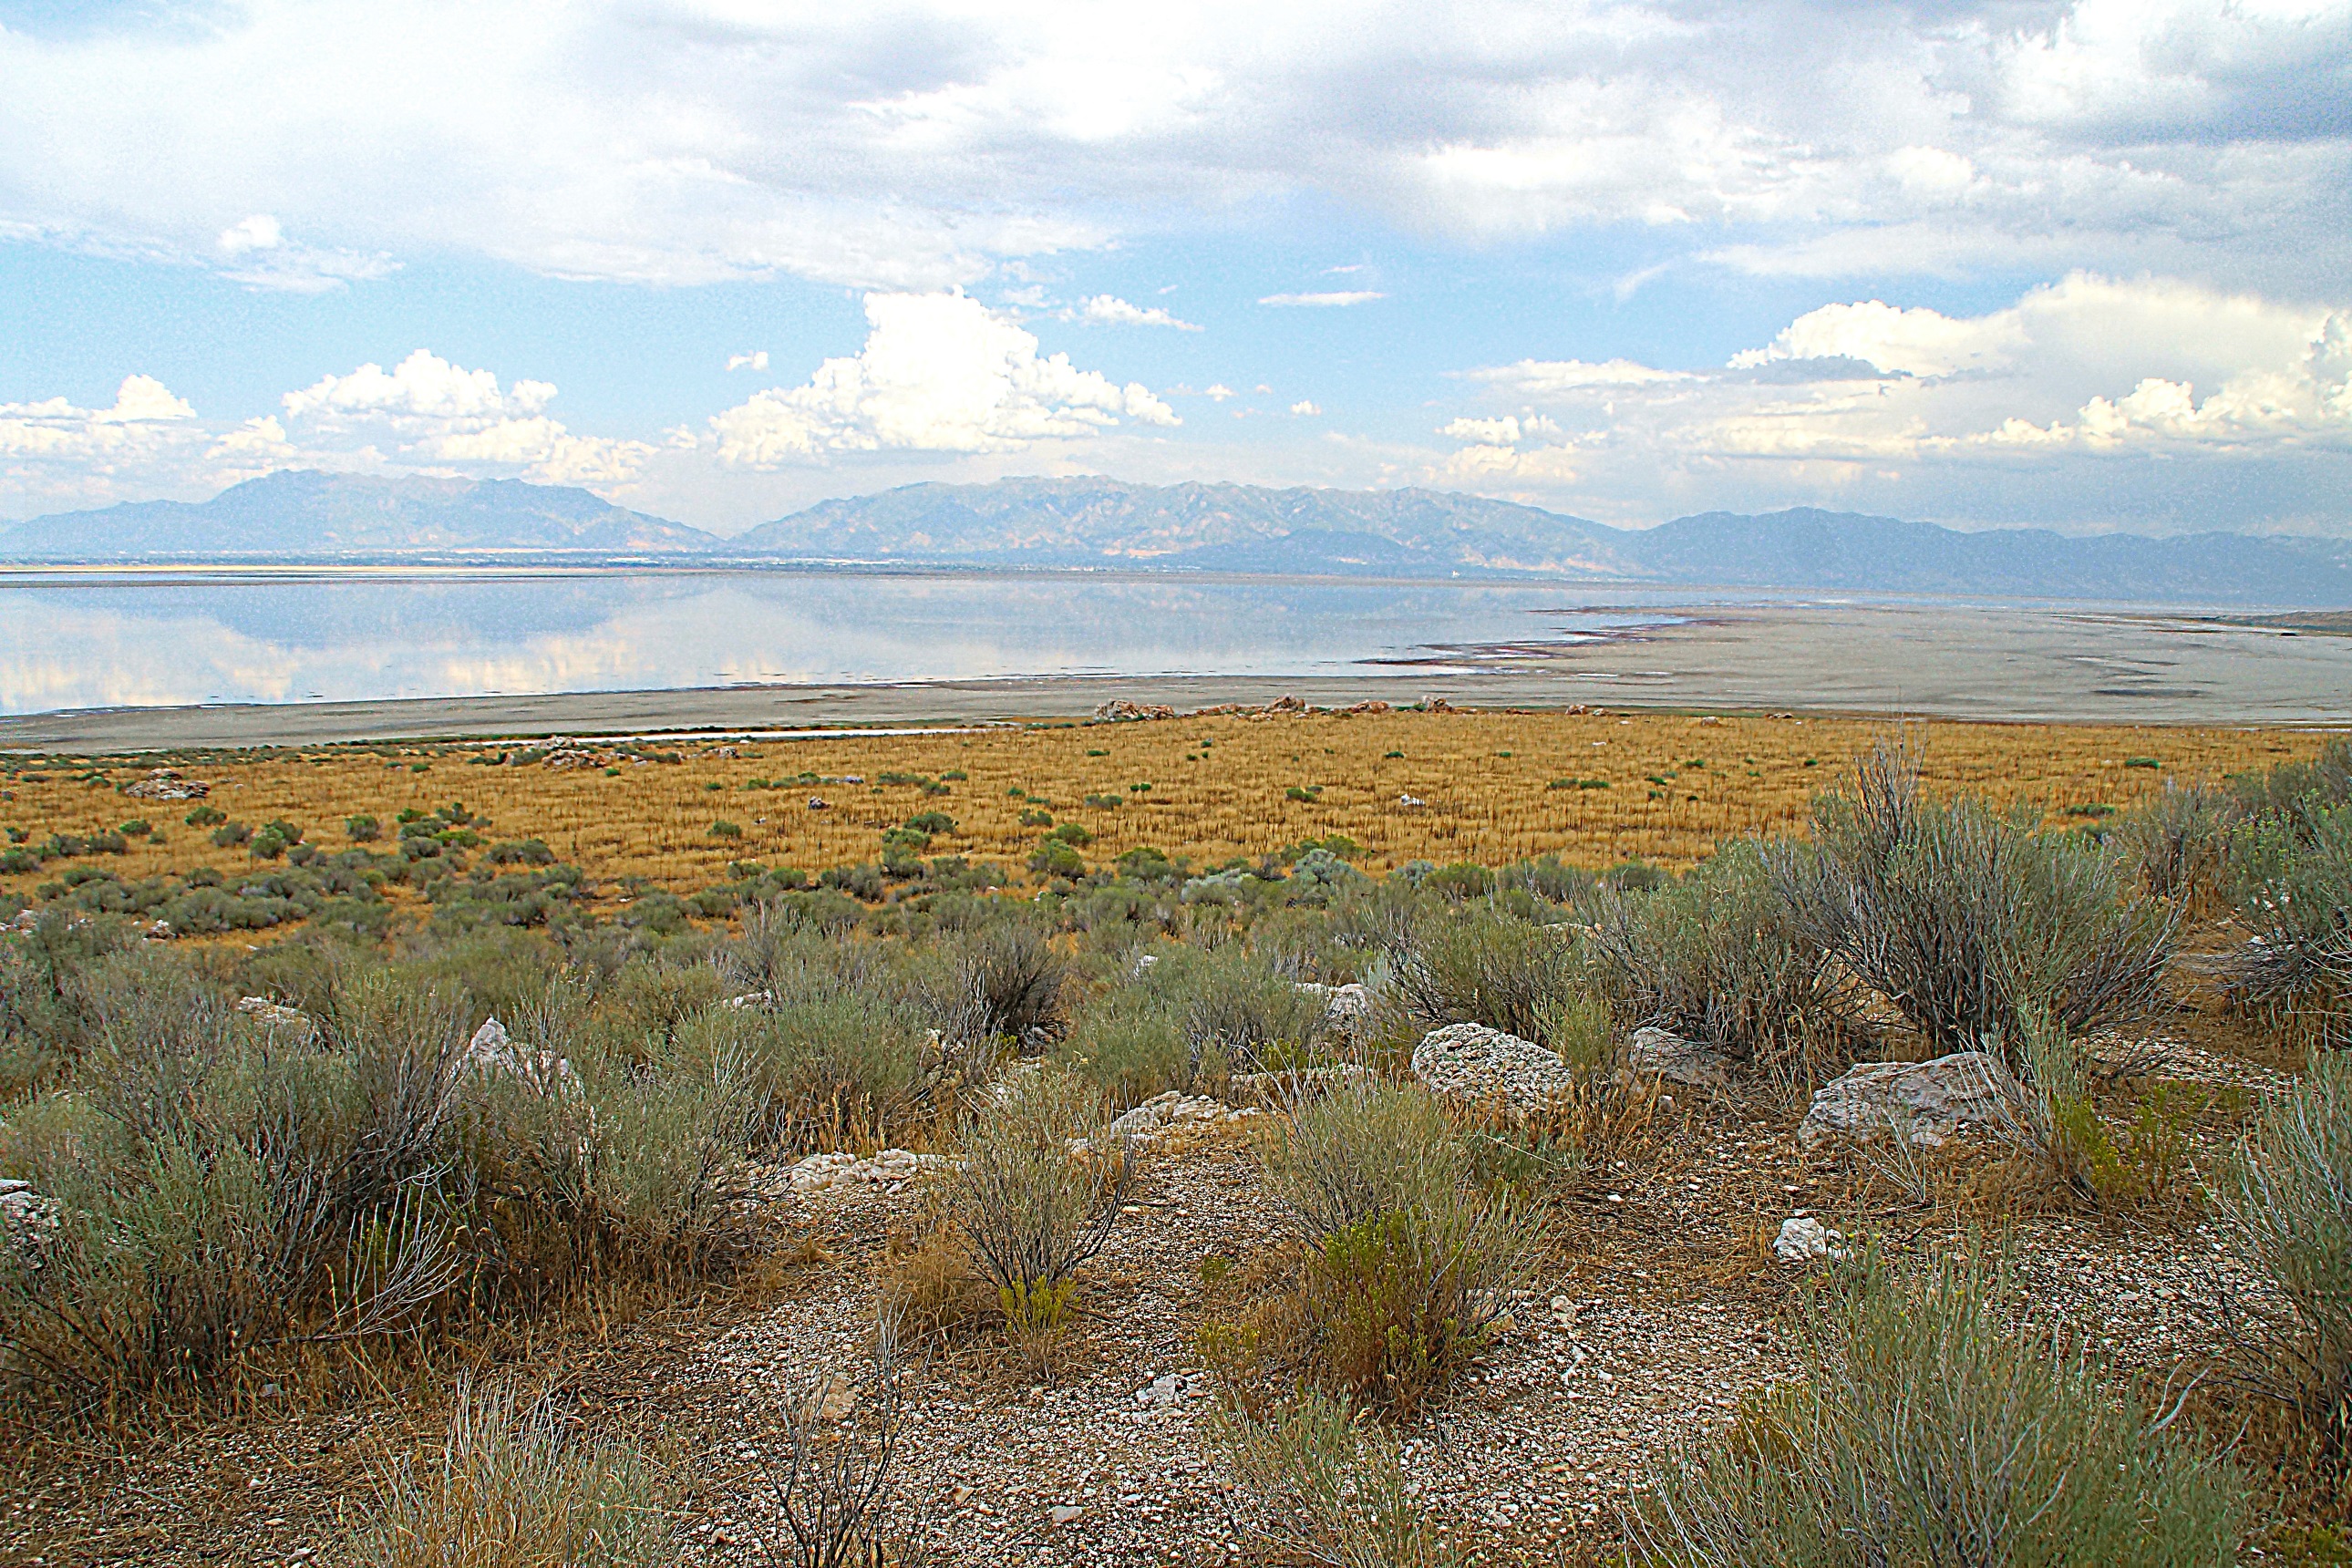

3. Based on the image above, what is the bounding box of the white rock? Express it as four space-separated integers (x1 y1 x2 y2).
721 990 772 1010
1398 793 1427 808
1048 1505 1085 1526
1297 981 1372 1036
1798 1051 2016 1150
462 1016 583 1094
1412 1023 1576 1109
235 995 312 1033
1228 1064 1377 1108
1774 1215 1846 1264
1136 1371 1204 1408
1625 1026 1730 1088
786 1148 956 1192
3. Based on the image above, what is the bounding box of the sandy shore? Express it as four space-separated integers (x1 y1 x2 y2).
5 601 2344 750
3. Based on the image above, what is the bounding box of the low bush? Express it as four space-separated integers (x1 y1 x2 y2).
2116 779 2234 906
1213 1388 1461 1568
944 1068 1130 1371
347 1377 676 1567
1632 1247 2244 1567
1588 839 1859 1068
1389 905 1580 1044
2210 803 2352 1048
2212 1050 2352 1462
1207 1082 1529 1418
1773 742 2176 1062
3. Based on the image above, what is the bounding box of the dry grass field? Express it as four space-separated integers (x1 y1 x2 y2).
0 706 2324 907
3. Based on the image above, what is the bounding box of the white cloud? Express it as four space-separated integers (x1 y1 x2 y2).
0 0 2341 299
707 290 1177 467
1290 400 1321 416
1259 291 1385 307
280 349 652 485
217 213 283 255
727 351 770 372
1202 384 1235 400
0 375 195 462
1440 272 2352 529
1068 294 1202 330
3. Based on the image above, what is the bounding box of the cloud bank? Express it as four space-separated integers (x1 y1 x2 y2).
1 0 2344 293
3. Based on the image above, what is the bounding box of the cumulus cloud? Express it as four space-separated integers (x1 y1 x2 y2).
6 0 2343 294
1440 272 2352 529
727 351 770 372
1290 400 1321 416
707 291 1178 467
276 350 651 485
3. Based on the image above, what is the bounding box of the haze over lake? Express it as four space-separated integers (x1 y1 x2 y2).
2 568 2345 727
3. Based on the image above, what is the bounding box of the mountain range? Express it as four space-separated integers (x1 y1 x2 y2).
5 469 2347 606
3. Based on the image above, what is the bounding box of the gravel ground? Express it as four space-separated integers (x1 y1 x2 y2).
0 1009 2306 1565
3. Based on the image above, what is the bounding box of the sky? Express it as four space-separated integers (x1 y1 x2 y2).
0 0 2347 537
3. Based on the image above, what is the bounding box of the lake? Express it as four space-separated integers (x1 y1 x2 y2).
0 567 2344 732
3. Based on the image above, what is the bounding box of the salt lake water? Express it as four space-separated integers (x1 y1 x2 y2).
0 566 2341 726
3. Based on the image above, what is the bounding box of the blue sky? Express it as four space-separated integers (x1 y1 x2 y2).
2 0 2347 535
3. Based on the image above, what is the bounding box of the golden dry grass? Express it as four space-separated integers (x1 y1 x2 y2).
0 708 2324 903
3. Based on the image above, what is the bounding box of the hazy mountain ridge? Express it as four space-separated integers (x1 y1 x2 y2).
0 470 718 557
4 471 2347 606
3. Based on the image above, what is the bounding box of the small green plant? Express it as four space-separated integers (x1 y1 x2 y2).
346 1377 676 1568
708 820 743 840
117 820 150 838
1018 807 1054 827
1213 1390 1463 1568
2126 756 2162 769
345 813 381 842
1632 1245 2244 1566
184 805 225 827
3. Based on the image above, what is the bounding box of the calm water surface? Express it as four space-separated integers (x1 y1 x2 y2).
0 567 2328 721
0 569 1709 715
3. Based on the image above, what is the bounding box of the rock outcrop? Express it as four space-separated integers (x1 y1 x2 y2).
1797 1051 2016 1150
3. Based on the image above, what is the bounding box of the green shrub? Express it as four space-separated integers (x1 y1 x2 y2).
1632 1247 2244 1567
347 1377 676 1568
1589 840 1857 1067
2116 779 2234 904
1213 1389 1463 1568
2212 803 2352 1047
1213 1081 1529 1418
1391 906 1580 1044
1774 742 2176 1061
2213 1051 2352 1455
944 1069 1129 1363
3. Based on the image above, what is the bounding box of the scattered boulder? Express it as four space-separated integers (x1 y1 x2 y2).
1774 1215 1846 1263
1135 1371 1208 1408
722 990 772 1010
1336 700 1392 716
462 1016 583 1094
1624 1026 1731 1088
0 1179 57 1231
807 796 830 810
1228 1064 1377 1108
1398 793 1427 808
1092 699 1177 722
1296 981 1371 1037
1412 1023 1576 1109
787 1148 954 1192
121 768 209 801
236 995 313 1035
1797 1051 2016 1150
541 747 607 770
1262 695 1307 716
